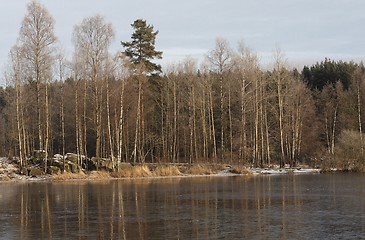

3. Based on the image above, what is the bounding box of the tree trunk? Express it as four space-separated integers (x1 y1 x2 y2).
61 85 65 167
209 85 217 162
220 75 224 161
331 104 338 155
228 86 233 164
44 79 49 173
106 78 114 170
118 79 125 168
133 75 142 164
277 73 285 168
15 61 24 168
173 80 178 163
36 66 43 151
75 85 80 172
83 79 87 158
358 81 364 155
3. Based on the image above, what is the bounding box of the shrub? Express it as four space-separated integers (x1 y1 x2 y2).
153 165 181 176
335 129 365 171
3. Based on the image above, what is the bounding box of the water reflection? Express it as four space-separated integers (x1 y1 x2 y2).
0 174 364 239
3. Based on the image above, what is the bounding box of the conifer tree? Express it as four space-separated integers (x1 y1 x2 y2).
121 19 163 74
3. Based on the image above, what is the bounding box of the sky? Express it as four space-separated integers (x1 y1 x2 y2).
1 0 365 86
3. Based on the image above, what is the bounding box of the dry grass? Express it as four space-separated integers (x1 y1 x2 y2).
0 174 11 181
52 163 253 181
230 165 253 175
52 171 87 181
153 165 181 176
209 164 227 172
184 164 214 175
111 165 152 178
88 171 111 179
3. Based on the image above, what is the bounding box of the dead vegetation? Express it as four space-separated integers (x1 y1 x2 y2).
88 171 111 179
182 164 215 175
153 165 181 176
230 165 253 175
5 161 253 182
52 171 87 181
110 165 152 178
0 175 11 181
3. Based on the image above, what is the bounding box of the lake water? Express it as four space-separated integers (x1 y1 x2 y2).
0 173 364 239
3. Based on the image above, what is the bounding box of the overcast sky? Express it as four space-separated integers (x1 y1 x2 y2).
1 0 365 85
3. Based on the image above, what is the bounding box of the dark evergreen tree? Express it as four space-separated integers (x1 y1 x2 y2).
121 19 163 74
302 58 357 91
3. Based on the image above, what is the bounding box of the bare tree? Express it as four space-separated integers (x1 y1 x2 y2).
8 46 26 168
114 54 130 167
18 1 57 152
181 58 198 164
273 48 287 167
55 50 67 171
206 38 232 160
233 42 261 165
352 68 365 155
73 15 115 160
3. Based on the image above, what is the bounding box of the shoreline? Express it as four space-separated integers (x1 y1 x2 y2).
3 156 358 183
1 162 324 183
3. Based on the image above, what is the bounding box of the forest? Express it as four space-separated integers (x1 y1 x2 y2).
1 1 365 172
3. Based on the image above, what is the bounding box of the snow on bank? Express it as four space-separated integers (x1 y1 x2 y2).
252 168 321 175
0 157 51 182
0 156 322 183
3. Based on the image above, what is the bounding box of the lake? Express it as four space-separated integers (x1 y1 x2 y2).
0 173 364 239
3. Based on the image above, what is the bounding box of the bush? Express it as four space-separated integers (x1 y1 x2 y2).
153 165 181 176
335 129 365 171
184 164 214 175
111 165 152 178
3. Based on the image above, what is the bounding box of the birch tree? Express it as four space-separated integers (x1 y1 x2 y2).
73 15 115 160
206 38 232 160
18 0 57 153
8 46 26 168
352 68 365 155
233 42 261 165
273 49 287 167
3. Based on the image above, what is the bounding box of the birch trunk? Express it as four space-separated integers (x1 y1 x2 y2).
14 57 24 168
118 80 125 168
357 81 364 155
106 78 114 170
44 79 49 173
133 75 142 164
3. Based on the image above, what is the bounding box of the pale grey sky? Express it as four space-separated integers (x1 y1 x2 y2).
1 0 365 85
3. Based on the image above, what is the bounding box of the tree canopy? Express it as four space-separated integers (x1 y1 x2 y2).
302 58 357 91
121 19 163 75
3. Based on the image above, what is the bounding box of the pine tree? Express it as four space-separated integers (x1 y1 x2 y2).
121 19 163 74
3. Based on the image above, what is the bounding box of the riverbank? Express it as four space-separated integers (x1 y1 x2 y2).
0 157 326 182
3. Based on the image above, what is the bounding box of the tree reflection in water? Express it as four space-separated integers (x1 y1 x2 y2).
1 174 365 239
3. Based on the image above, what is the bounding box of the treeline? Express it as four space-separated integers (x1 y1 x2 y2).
1 1 365 171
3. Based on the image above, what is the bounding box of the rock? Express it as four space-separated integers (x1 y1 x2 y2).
118 162 132 170
20 168 28 175
88 157 99 170
100 159 114 171
52 160 64 168
68 162 79 173
66 153 86 164
53 154 63 161
0 174 11 181
47 166 61 175
62 163 70 172
28 167 44 177
66 153 78 164
33 150 46 163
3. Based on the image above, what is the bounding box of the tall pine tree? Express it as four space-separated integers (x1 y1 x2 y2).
122 19 163 74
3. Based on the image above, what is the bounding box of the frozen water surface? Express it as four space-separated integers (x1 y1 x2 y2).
0 173 364 239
